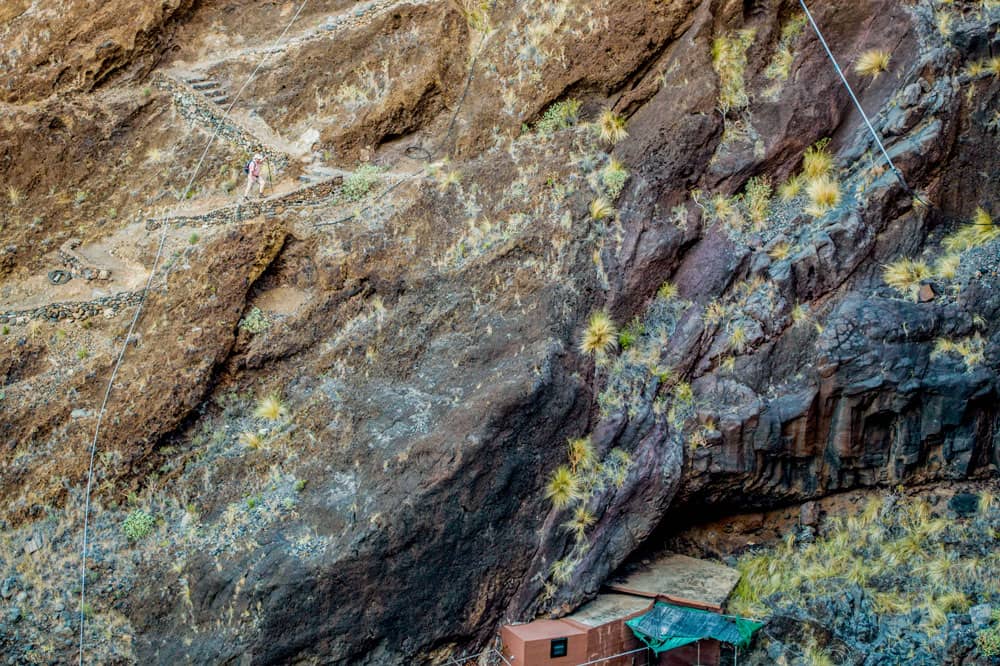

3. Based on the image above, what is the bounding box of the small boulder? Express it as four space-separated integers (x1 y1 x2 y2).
800 500 820 526
917 283 937 303
970 604 993 628
949 493 978 517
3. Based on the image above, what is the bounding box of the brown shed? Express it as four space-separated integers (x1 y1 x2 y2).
501 619 587 666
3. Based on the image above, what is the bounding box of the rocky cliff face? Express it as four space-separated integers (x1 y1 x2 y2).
0 0 997 663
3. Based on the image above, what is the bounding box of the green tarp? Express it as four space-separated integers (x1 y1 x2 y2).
625 602 763 654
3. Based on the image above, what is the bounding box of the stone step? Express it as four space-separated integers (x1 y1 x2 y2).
209 94 231 104
185 76 209 84
191 81 221 91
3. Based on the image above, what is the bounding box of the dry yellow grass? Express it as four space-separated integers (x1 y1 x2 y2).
769 241 791 261
589 197 615 221
580 311 618 355
597 109 628 145
804 176 841 216
942 208 998 253
854 49 891 79
934 253 961 280
254 394 287 421
545 466 581 508
883 258 931 299
802 140 834 179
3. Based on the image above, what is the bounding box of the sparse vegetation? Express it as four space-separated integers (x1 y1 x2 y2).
712 29 756 113
942 207 998 254
188 232 200 245
743 176 772 228
122 509 155 541
732 492 1000 659
932 335 986 370
854 49 891 79
979 611 1000 657
764 14 806 85
76 348 89 360
580 311 618 356
342 164 382 201
7 186 22 207
457 0 490 32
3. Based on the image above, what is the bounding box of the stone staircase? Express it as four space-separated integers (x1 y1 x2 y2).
154 72 289 170
185 76 231 107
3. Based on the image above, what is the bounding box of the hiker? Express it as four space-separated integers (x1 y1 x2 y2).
243 153 266 199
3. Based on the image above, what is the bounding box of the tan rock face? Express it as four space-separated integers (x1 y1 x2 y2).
0 0 997 663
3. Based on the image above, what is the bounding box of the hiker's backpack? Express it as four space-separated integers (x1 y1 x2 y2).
243 160 252 175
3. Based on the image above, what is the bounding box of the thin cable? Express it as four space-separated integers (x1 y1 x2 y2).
77 2 310 663
798 0 907 188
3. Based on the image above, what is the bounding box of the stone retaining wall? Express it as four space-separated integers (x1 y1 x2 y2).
0 291 143 325
145 176 342 229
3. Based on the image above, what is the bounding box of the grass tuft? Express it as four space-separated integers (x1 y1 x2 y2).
580 311 618 356
883 258 930 299
934 253 960 280
597 109 628 145
744 176 772 228
854 49 892 79
657 281 678 301
567 437 596 473
802 139 834 180
254 394 287 421
239 431 265 449
942 208 998 254
804 176 841 216
545 466 581 509
589 197 615 221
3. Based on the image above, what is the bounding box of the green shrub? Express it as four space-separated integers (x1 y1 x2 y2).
239 306 270 334
122 509 155 541
602 158 629 200
535 99 582 135
342 164 382 201
979 611 1000 656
